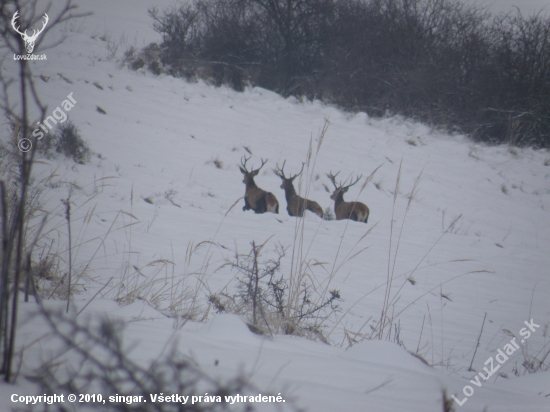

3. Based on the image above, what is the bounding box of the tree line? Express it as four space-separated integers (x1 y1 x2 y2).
129 0 550 147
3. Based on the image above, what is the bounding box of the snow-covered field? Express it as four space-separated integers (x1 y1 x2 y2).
1 1 549 411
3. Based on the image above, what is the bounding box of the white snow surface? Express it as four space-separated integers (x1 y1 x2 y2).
1 0 549 411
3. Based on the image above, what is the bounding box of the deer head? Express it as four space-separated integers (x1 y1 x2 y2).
327 171 362 200
12 11 49 54
240 156 267 185
275 160 304 189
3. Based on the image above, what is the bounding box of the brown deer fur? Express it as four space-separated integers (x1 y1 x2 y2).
327 172 369 223
275 161 323 218
240 156 279 214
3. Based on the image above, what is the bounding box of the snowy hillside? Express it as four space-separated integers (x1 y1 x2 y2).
1 1 549 411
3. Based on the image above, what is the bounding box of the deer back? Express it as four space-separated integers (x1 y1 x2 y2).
304 198 324 218
335 200 369 223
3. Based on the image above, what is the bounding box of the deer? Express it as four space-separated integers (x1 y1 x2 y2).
239 156 279 214
275 161 323 218
327 171 370 223
11 11 49 54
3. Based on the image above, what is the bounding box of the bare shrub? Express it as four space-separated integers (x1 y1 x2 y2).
30 243 66 299
36 120 91 164
213 240 341 342
503 325 550 376
52 120 91 164
0 0 87 382
323 206 334 221
123 43 163 75
134 0 550 147
34 309 264 412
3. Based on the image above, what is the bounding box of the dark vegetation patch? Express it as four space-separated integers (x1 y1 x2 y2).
124 0 550 148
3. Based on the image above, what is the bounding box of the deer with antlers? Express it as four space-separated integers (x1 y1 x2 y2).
11 11 49 54
239 156 279 214
275 161 323 218
327 172 370 223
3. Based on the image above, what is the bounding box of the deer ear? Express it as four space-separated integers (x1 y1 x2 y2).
252 170 260 176
342 187 349 193
239 167 246 174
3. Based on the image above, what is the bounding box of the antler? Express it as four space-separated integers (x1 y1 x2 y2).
11 11 25 36
28 13 49 41
241 156 267 173
240 155 251 171
326 171 341 188
11 11 49 40
275 160 287 179
292 162 305 180
343 175 362 190
277 161 305 181
327 172 362 190
257 158 268 172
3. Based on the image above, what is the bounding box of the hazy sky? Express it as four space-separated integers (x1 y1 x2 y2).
462 0 549 15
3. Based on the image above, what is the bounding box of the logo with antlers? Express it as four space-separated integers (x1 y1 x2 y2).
11 10 49 54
